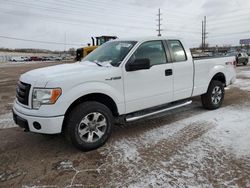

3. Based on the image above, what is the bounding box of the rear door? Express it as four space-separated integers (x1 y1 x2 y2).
123 40 173 113
166 40 193 101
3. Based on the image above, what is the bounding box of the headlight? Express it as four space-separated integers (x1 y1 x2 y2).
32 88 62 109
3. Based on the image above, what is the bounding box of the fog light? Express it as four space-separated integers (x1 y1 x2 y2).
33 122 41 130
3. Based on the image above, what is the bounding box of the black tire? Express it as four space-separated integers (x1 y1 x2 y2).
201 80 224 110
243 60 248 66
65 101 114 151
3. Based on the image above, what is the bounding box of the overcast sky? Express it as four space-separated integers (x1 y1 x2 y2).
0 0 250 50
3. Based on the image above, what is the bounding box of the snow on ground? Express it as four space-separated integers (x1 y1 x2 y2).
232 79 250 91
0 113 15 129
107 105 250 187
238 70 250 77
207 105 250 157
228 69 250 91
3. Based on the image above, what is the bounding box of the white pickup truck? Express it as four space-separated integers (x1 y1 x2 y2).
13 37 236 151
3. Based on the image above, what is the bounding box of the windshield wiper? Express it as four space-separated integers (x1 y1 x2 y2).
93 61 103 66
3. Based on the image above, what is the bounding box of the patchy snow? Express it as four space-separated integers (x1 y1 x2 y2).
232 79 250 91
55 160 74 171
206 105 250 157
112 140 141 162
127 105 250 187
0 113 16 129
111 104 250 164
231 67 250 91
237 70 250 78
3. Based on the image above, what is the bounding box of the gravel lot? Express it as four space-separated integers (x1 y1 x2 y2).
0 62 249 187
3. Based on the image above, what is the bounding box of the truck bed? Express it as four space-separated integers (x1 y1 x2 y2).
192 55 236 97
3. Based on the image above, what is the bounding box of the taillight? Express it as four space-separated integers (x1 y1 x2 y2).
226 61 236 68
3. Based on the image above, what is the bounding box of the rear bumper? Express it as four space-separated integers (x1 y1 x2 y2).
12 107 64 134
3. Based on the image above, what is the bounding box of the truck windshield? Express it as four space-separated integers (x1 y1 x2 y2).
82 41 137 67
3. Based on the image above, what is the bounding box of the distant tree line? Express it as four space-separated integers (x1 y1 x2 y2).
0 47 76 55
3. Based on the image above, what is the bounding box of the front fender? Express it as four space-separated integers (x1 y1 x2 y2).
62 81 125 114
33 81 125 117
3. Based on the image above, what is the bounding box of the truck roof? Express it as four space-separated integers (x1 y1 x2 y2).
115 36 183 42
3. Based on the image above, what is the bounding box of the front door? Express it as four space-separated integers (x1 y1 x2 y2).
123 40 173 113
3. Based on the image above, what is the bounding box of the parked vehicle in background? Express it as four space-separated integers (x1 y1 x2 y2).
30 56 42 61
40 56 64 61
13 37 236 151
22 56 31 61
43 56 56 61
53 56 63 61
247 49 250 56
10 56 25 62
41 56 50 61
236 52 249 66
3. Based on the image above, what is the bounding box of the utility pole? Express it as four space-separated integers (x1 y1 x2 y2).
204 16 207 49
202 20 204 51
201 16 208 52
64 32 66 57
64 32 66 51
156 8 163 37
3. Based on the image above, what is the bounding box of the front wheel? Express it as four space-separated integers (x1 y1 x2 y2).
201 80 224 110
65 101 114 151
243 60 248 66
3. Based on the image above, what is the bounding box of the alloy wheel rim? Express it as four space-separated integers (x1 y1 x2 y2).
78 112 107 143
211 86 222 105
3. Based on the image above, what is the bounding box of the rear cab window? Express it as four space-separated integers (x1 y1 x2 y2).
167 40 187 62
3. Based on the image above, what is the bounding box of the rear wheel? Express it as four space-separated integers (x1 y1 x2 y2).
65 101 113 151
201 80 224 110
243 60 248 66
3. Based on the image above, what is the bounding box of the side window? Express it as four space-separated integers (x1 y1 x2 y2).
131 41 167 66
168 40 187 62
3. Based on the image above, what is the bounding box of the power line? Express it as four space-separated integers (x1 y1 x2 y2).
0 8 154 31
2 1 157 30
5 0 162 25
4 0 201 26
0 35 82 46
4 0 250 27
208 8 250 21
64 0 200 18
0 7 202 35
7 1 238 34
209 30 250 38
1 0 249 47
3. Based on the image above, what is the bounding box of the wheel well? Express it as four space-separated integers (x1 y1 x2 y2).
62 93 119 132
65 93 118 117
211 72 226 86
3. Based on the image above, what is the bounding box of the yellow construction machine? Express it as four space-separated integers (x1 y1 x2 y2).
76 36 117 61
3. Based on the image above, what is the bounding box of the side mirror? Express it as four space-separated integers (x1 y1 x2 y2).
126 58 150 71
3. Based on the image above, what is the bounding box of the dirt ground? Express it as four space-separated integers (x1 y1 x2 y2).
0 62 249 187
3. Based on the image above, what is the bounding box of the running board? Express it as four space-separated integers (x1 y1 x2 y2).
126 100 192 122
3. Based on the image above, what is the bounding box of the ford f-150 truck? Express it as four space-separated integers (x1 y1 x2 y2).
13 37 236 151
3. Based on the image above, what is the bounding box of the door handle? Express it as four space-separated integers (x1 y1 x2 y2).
165 69 173 76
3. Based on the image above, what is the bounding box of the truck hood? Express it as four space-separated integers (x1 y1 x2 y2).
20 62 114 87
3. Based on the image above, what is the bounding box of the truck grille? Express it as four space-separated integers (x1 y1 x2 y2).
16 81 31 105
